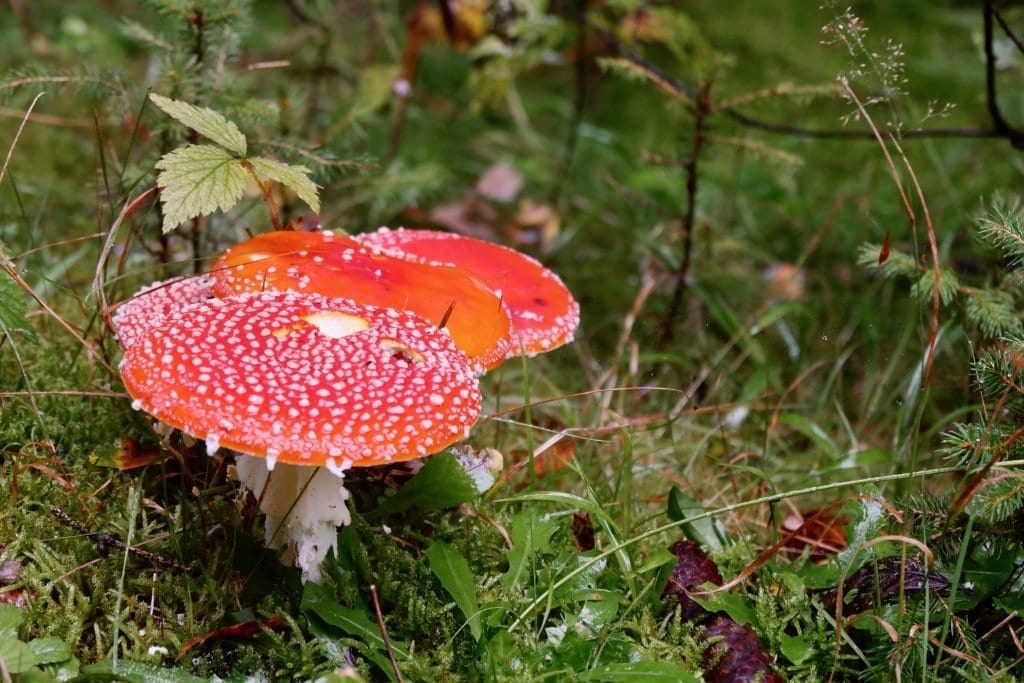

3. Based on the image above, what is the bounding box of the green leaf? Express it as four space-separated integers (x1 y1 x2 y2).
28 637 72 665
779 632 813 665
301 582 409 659
666 487 728 551
690 591 756 626
155 144 249 233
578 661 699 682
83 659 208 682
503 508 558 588
0 638 36 675
0 603 24 632
425 540 482 641
247 157 321 213
149 94 247 155
369 452 479 517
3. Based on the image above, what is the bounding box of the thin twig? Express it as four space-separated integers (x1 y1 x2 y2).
48 505 192 573
370 584 404 683
92 186 158 336
241 161 283 230
658 81 711 348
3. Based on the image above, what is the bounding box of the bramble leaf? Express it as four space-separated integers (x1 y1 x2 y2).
149 93 247 155
247 157 321 213
155 144 248 233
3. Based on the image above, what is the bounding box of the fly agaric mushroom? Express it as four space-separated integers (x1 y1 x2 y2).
115 289 481 581
208 230 512 372
354 228 580 358
112 274 214 349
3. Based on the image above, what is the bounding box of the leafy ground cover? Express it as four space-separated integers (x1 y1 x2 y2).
2 0 1024 680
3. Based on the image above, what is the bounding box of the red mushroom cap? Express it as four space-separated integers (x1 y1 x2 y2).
353 228 579 358
112 275 214 349
208 230 511 372
117 290 481 469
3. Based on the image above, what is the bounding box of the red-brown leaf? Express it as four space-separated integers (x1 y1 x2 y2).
702 614 784 683
178 617 286 660
661 540 723 622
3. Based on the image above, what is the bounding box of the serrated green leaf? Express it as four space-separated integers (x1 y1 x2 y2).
155 144 249 233
247 157 321 213
425 540 482 640
149 94 246 155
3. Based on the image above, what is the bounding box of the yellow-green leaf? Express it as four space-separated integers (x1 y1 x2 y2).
155 144 248 233
247 157 321 213
149 93 247 156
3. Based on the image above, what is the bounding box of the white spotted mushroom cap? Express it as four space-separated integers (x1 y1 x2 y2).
353 228 580 358
112 275 214 349
117 290 481 469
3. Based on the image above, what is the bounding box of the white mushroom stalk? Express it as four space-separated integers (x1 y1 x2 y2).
235 455 351 583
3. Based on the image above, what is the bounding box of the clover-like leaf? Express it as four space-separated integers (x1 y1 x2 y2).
247 157 321 213
155 144 249 233
149 93 247 156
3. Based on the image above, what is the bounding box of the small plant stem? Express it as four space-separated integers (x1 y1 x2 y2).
371 584 404 683
658 81 711 350
241 161 283 230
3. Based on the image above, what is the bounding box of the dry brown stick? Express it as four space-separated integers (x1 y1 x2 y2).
370 584 404 683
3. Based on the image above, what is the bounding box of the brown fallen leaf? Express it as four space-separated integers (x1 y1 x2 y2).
178 617 286 660
572 511 595 552
818 556 950 614
702 614 785 683
661 540 724 623
781 508 847 562
113 438 161 471
661 540 782 682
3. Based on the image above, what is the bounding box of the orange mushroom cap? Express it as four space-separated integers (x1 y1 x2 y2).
209 230 511 373
354 228 580 358
117 290 482 469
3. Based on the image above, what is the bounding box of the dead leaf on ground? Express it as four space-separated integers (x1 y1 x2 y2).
661 540 782 682
178 617 286 660
781 507 847 561
818 556 950 614
702 614 784 683
661 540 723 623
572 511 595 552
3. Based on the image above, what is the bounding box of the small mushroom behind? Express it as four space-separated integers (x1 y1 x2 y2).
208 230 512 373
353 228 580 358
114 289 481 581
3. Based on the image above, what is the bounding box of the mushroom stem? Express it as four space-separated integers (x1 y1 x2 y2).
235 454 351 583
